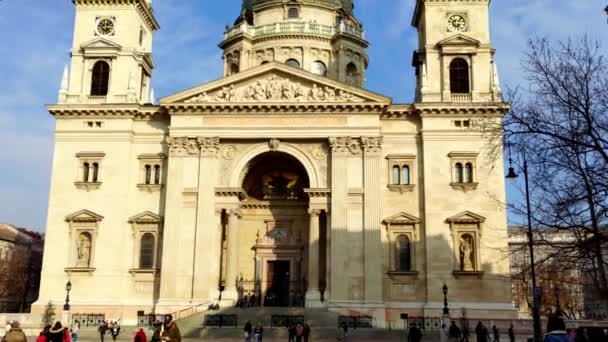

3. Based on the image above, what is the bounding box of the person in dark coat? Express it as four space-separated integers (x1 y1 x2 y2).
449 321 462 342
508 324 515 342
287 321 296 342
253 322 263 342
475 322 488 342
303 322 310 342
98 322 109 342
408 323 423 342
243 320 252 342
492 325 499 342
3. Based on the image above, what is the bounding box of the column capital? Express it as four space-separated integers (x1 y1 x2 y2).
308 208 322 217
227 208 242 219
165 137 200 157
361 136 383 155
329 137 362 155
198 137 221 157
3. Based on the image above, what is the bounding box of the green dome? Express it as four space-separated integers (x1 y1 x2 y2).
242 0 354 14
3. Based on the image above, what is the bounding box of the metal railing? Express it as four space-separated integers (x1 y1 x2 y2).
204 314 238 328
71 313 106 328
338 315 374 329
136 314 165 329
271 315 305 328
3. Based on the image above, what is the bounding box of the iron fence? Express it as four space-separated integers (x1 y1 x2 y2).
71 314 105 328
204 314 238 328
338 315 373 329
136 314 165 329
270 315 305 328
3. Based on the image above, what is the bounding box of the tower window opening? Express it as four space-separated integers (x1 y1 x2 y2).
310 61 327 76
288 7 299 19
230 63 239 75
346 62 359 86
90 61 110 96
286 59 300 69
449 58 470 94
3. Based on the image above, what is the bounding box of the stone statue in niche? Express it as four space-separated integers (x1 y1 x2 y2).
459 234 475 271
76 232 92 267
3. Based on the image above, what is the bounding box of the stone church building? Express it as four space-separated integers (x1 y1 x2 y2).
35 0 515 325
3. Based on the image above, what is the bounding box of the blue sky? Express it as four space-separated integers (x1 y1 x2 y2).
0 0 606 232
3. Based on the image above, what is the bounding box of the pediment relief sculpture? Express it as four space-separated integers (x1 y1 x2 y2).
184 75 364 103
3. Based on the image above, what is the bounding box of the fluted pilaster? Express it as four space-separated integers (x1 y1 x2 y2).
362 137 384 302
223 209 241 304
306 209 322 306
192 137 220 299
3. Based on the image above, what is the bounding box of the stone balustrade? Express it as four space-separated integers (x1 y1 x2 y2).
223 21 365 41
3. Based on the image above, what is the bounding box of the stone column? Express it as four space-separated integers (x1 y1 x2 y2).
306 209 322 307
192 137 220 300
159 137 194 301
208 209 223 301
362 137 384 303
328 137 352 302
325 211 332 302
222 208 241 305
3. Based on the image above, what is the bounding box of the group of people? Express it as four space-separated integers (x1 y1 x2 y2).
97 320 121 342
243 321 264 342
438 321 501 342
236 293 259 309
287 321 311 342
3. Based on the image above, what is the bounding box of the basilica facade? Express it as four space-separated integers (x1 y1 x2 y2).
35 0 515 325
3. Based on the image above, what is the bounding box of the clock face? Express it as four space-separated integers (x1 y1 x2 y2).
97 18 115 36
447 15 467 32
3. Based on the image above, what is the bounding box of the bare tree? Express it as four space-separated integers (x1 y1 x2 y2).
490 36 608 316
0 245 30 312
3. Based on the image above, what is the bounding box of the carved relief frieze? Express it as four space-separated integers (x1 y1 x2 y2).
329 137 362 155
165 136 221 157
184 75 364 103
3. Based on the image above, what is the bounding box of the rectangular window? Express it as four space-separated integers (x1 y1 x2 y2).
386 154 416 193
138 154 166 191
75 152 105 190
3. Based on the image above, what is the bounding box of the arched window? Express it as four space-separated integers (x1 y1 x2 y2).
310 61 327 76
392 166 400 185
145 165 151 185
92 163 99 183
346 62 359 86
230 63 239 75
261 60 270 65
287 7 299 19
154 165 161 185
395 235 411 272
83 162 90 183
449 58 470 94
454 163 464 183
286 59 300 69
401 165 410 185
139 233 155 269
465 163 474 183
90 61 110 96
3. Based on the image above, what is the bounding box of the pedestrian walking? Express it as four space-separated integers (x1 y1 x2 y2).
243 320 252 342
98 322 109 342
303 322 310 342
37 325 51 342
150 322 162 342
49 322 64 342
134 328 147 342
462 325 470 342
475 322 488 342
62 327 71 342
408 323 422 342
492 325 499 342
448 321 462 342
161 315 181 342
253 322 263 342
340 321 348 342
295 323 304 342
110 321 121 342
71 321 80 342
508 324 515 342
2 321 27 342
543 314 571 342
288 321 296 342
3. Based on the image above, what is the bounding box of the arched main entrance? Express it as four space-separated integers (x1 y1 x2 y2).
221 151 327 307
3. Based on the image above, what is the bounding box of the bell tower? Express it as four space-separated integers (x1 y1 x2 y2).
411 0 501 103
58 0 160 104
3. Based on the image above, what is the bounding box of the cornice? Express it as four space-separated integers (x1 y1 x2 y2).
72 0 160 31
164 102 387 115
48 104 166 121
414 102 509 117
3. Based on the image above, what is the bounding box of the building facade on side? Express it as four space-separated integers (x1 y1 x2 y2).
34 0 515 325
0 224 44 313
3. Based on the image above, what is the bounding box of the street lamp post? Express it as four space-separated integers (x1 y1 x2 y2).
506 148 542 342
64 280 72 311
443 283 449 315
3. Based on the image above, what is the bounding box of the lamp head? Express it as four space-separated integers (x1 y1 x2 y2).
506 166 518 180
443 283 448 295
66 280 72 292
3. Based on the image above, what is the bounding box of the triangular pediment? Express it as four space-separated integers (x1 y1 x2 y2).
437 34 481 47
383 212 421 225
161 62 391 105
128 211 162 224
80 37 122 50
65 209 104 223
446 211 486 224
